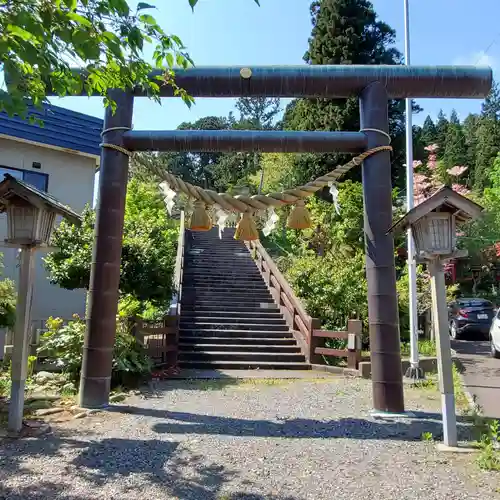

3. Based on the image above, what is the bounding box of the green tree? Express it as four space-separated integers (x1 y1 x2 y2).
176 116 232 188
0 255 16 328
282 0 417 191
420 115 438 146
473 82 500 191
0 0 201 117
44 178 178 308
235 97 281 129
231 97 283 192
463 113 480 179
443 109 467 170
249 153 298 193
0 0 259 117
481 79 500 120
285 251 367 330
435 110 449 156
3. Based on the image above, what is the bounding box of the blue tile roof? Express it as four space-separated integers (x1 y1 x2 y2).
0 104 103 157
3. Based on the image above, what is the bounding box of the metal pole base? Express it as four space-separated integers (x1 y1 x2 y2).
8 379 26 433
404 364 425 381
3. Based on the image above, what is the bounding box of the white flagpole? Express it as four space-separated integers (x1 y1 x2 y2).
404 0 424 379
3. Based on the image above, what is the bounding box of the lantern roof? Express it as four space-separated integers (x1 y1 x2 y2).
0 174 81 225
388 186 483 236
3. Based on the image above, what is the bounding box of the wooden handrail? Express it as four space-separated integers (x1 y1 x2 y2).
249 240 320 360
249 240 362 369
250 240 311 324
169 210 185 317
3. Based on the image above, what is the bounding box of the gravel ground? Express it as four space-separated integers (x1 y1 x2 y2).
0 376 499 500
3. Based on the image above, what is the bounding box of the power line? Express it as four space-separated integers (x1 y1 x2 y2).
475 31 500 65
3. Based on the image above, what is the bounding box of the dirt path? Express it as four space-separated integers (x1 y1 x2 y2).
452 339 500 418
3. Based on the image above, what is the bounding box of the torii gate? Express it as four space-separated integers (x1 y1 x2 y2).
59 65 491 414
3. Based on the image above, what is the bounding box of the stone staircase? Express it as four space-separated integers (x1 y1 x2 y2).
179 227 309 370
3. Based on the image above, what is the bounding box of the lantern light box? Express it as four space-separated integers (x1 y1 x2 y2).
0 174 80 246
389 186 483 261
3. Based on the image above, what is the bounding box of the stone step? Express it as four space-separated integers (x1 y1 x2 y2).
179 336 297 346
178 360 310 370
182 286 269 294
180 316 285 326
179 343 301 353
184 264 256 270
181 310 282 319
178 351 306 363
179 329 294 338
183 276 263 282
181 299 276 308
183 280 267 287
189 243 247 248
184 259 255 264
182 290 273 304
183 274 263 281
181 304 279 313
180 320 286 330
186 253 251 258
179 322 289 332
183 284 267 292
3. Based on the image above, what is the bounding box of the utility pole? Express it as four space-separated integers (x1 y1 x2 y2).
404 0 424 380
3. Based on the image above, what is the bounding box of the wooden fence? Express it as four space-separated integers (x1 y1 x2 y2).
248 240 362 369
139 211 185 367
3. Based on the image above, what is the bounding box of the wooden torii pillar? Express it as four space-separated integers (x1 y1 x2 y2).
55 65 491 413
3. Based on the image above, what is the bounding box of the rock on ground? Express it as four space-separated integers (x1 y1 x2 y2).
0 376 499 500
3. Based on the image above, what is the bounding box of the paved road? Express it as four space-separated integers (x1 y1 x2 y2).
452 339 500 418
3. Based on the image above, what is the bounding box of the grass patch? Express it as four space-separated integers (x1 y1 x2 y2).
0 376 10 398
400 340 436 357
476 419 500 471
364 340 437 360
452 363 470 411
422 431 434 442
412 378 437 390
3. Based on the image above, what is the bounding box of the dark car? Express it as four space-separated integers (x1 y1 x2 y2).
448 298 495 340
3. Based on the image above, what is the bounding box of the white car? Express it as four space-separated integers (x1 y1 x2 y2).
489 309 500 358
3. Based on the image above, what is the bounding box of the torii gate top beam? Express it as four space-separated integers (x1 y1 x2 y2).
48 65 493 99
144 65 491 99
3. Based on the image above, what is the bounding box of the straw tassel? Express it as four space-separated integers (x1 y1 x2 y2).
234 211 259 241
190 200 212 231
287 200 312 230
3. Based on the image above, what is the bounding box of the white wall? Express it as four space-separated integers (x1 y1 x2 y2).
0 138 96 321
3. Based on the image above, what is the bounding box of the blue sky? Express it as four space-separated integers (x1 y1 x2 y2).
52 0 500 128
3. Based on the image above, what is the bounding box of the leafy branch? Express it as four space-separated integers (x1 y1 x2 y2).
0 0 215 117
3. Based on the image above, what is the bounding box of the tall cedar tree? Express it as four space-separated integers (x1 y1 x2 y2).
462 114 480 177
282 0 415 190
435 110 449 157
474 80 500 191
420 115 438 146
443 109 467 170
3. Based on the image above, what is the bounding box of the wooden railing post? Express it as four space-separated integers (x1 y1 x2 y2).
308 318 322 365
347 319 362 369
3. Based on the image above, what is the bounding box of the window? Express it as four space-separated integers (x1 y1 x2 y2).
457 299 492 308
0 166 48 192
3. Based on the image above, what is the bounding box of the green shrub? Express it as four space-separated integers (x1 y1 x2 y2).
400 340 436 357
477 419 500 471
38 315 152 387
285 251 367 331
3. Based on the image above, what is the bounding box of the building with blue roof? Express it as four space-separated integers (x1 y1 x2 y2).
0 104 103 333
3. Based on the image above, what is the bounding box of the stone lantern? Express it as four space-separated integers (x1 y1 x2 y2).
389 186 483 449
0 174 80 246
390 186 482 262
0 174 81 433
